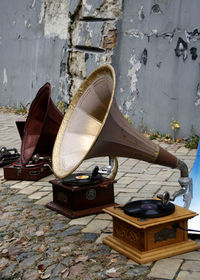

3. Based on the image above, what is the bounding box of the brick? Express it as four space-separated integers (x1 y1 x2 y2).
69 0 80 15
148 259 183 279
71 21 104 48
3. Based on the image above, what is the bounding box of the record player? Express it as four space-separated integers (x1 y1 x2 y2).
4 83 63 181
103 201 199 264
47 159 117 218
46 59 197 262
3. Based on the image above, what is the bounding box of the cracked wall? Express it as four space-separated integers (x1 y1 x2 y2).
66 0 122 99
0 0 70 107
112 0 200 137
1 0 199 137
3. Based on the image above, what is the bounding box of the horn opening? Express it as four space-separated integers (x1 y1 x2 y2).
52 65 116 178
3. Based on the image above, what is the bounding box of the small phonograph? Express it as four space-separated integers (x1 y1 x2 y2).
46 65 198 261
103 201 199 264
47 159 117 218
3 83 63 181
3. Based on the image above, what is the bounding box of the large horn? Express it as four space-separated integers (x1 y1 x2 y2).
20 83 63 165
53 65 181 180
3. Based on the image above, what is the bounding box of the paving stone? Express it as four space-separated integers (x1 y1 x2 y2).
95 233 109 244
68 215 95 226
127 180 149 190
82 233 99 242
181 260 200 271
0 111 199 280
34 193 53 204
1 262 16 278
172 251 200 260
117 176 135 185
114 193 132 204
147 258 183 279
28 191 50 199
82 219 110 233
0 257 9 270
176 271 200 280
22 269 40 280
18 185 42 195
176 147 190 155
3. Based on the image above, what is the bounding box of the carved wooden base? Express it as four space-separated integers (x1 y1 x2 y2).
3 163 52 181
103 204 199 264
46 179 116 218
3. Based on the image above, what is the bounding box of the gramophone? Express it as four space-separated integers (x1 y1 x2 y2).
47 64 199 262
4 83 63 181
0 117 26 168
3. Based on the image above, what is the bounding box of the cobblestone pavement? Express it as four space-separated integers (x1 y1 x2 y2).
0 112 200 280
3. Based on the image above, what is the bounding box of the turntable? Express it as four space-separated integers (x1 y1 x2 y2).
3 83 63 181
103 200 199 264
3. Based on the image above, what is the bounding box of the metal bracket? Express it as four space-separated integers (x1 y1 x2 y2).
97 156 118 180
157 160 193 206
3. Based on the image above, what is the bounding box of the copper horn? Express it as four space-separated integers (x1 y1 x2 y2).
20 83 63 165
53 65 180 178
52 65 189 203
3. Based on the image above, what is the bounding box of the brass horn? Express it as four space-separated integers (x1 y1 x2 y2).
52 65 184 183
20 83 63 165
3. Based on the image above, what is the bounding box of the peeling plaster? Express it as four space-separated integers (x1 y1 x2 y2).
127 50 141 93
30 0 36 9
39 0 70 40
82 0 92 12
125 29 144 39
125 100 132 110
3 68 8 86
195 83 200 106
138 6 145 21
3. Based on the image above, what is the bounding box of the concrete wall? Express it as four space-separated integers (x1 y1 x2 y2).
0 0 70 107
1 0 200 137
112 0 200 137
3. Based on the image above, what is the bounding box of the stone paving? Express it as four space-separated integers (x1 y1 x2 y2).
0 111 200 280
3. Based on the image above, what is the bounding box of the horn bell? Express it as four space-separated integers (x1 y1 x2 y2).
20 83 63 165
53 65 178 179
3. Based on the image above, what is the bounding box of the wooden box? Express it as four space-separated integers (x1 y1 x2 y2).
46 179 116 218
3 162 52 181
103 205 199 264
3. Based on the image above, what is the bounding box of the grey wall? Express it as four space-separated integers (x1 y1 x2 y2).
0 0 69 107
112 0 200 137
1 0 200 138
